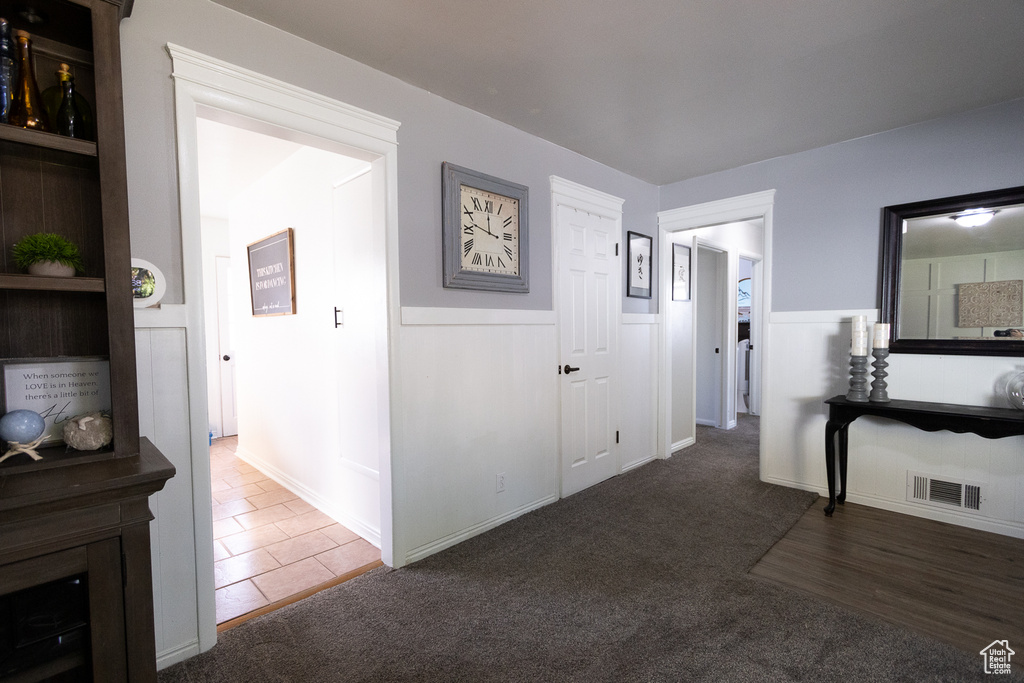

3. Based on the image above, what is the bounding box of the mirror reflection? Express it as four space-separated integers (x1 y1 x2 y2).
900 202 1024 340
881 184 1024 356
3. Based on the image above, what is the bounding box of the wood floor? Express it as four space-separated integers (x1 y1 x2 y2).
751 501 1024 671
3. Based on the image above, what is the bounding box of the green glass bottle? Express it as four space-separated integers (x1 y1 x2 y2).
42 63 93 140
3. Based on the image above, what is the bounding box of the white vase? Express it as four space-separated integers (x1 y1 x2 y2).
28 261 76 277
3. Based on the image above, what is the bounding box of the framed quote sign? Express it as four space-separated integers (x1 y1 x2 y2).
247 228 296 317
2 357 111 445
626 231 653 298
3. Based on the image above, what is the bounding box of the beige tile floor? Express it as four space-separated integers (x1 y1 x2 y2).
210 436 381 625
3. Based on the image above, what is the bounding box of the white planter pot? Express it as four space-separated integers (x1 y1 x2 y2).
28 261 76 277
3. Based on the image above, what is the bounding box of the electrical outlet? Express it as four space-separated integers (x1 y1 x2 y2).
496 472 506 493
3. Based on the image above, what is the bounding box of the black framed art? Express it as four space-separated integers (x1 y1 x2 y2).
626 231 652 298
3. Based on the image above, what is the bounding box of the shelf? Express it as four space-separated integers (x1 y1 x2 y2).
0 274 104 292
0 123 97 157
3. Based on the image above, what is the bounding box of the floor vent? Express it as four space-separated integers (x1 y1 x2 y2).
907 472 983 512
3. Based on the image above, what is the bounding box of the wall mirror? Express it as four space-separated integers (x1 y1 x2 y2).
881 184 1024 356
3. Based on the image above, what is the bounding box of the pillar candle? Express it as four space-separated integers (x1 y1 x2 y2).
873 323 889 349
851 315 868 355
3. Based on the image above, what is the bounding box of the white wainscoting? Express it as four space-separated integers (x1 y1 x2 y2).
621 315 661 471
135 310 209 668
394 316 560 563
762 309 1024 537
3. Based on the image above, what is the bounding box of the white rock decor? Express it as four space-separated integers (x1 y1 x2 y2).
62 412 113 451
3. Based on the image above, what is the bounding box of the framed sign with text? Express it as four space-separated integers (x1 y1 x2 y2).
2 357 111 445
627 231 653 298
248 228 296 317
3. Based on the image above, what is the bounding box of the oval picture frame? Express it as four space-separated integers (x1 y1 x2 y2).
131 258 166 308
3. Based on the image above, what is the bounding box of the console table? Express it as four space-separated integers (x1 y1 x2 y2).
824 395 1024 516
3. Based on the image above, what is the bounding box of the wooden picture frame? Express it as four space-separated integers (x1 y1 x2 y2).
1 356 111 445
442 162 529 293
672 243 691 301
247 228 296 317
626 231 653 298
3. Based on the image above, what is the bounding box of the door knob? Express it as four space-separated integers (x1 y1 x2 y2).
563 364 580 374
223 355 231 361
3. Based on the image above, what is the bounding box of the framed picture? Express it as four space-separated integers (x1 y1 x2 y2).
1 357 111 445
247 228 296 316
442 162 529 293
672 243 691 301
131 258 167 308
626 231 652 298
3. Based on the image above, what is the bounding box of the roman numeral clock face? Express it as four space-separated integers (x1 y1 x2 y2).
459 185 520 276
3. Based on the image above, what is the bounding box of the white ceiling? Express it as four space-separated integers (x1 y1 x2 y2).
211 0 1024 185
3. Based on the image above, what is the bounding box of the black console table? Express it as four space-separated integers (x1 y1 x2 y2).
824 395 1024 516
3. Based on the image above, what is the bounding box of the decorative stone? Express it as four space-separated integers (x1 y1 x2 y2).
0 409 46 443
62 412 113 451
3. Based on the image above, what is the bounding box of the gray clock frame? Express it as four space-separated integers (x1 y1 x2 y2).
442 162 529 293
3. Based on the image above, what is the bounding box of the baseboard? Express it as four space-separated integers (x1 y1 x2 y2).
622 455 656 472
672 436 695 453
157 638 201 670
405 494 559 564
696 418 716 427
235 446 382 548
761 475 1024 539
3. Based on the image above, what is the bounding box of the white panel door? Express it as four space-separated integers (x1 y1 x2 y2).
216 256 238 436
558 204 620 496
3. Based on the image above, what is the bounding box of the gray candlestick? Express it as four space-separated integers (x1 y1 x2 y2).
847 355 869 402
869 348 890 402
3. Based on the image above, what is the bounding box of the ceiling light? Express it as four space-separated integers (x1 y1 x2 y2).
951 208 997 227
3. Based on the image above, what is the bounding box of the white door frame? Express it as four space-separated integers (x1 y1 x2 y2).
657 191 775 465
550 176 624 497
169 44 401 652
738 252 763 416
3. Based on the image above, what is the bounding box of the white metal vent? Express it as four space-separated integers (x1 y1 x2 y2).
907 472 983 512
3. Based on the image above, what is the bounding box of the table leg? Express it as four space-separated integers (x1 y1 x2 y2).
837 424 849 505
824 420 839 516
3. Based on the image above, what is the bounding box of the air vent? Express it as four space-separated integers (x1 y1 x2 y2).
907 472 983 513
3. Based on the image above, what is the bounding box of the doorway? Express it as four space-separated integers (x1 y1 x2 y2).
657 191 774 462
195 115 385 626
169 45 401 650
695 244 727 427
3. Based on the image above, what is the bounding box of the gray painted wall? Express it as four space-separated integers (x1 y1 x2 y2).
121 0 659 314
659 98 1024 312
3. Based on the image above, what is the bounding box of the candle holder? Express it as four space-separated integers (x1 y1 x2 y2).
847 354 869 402
869 348 890 402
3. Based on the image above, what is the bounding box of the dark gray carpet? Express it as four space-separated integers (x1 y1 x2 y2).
160 416 1010 682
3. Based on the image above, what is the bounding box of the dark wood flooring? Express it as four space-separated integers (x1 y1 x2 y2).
751 501 1024 671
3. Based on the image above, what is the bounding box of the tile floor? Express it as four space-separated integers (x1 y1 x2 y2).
210 436 381 624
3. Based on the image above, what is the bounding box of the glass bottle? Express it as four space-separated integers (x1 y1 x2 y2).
0 19 14 124
56 74 82 138
43 63 93 140
8 29 49 131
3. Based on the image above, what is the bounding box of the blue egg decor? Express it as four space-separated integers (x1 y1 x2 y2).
0 410 46 444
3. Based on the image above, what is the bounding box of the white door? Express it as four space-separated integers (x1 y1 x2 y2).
557 203 620 497
695 246 725 427
216 256 238 436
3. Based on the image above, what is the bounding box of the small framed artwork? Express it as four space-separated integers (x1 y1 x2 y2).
672 243 691 301
626 231 653 298
1 357 111 445
247 228 296 317
131 258 167 308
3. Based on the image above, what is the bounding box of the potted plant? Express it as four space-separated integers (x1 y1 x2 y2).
12 233 83 277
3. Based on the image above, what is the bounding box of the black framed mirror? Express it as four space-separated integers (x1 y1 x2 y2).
881 185 1024 356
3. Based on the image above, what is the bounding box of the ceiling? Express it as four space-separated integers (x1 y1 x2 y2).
211 0 1024 185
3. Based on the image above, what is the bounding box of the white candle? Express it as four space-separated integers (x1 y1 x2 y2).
873 323 889 349
852 316 868 355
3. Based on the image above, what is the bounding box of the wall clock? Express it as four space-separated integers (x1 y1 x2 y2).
442 162 529 292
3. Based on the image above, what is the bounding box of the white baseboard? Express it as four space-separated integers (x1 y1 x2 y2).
672 436 695 453
696 418 716 427
235 446 382 548
157 638 201 670
622 455 656 472
405 494 559 564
